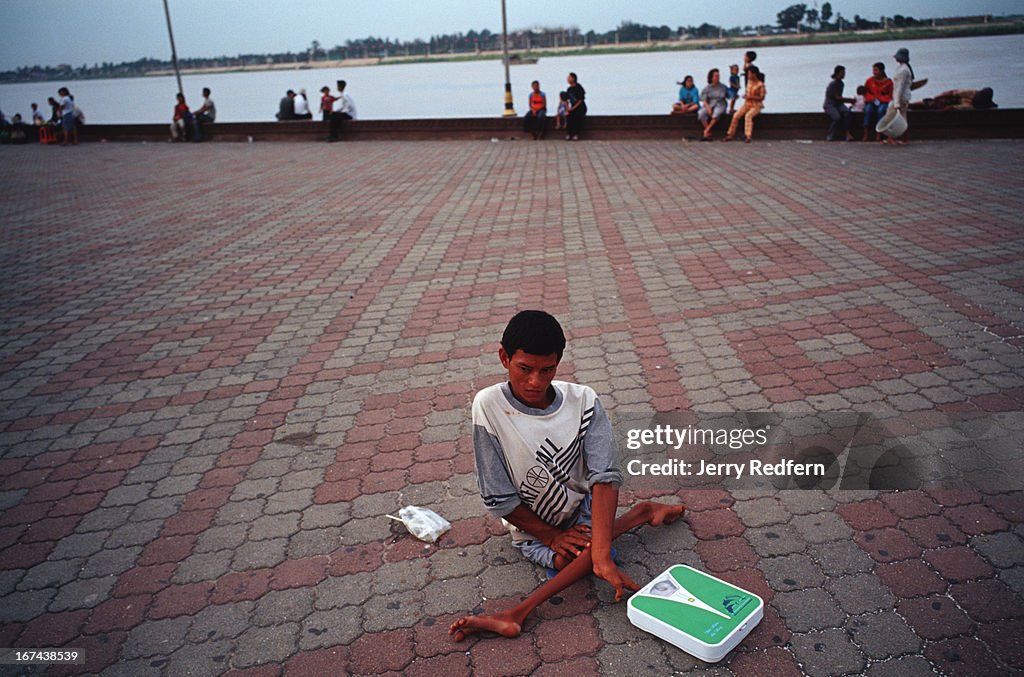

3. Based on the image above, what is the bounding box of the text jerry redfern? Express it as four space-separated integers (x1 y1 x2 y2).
626 458 826 480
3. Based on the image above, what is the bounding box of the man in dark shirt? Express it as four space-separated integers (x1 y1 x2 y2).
276 90 296 121
823 66 855 141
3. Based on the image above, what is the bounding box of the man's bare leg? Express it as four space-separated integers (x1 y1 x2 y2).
450 501 685 641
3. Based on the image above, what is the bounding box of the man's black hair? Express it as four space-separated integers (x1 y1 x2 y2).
501 310 566 360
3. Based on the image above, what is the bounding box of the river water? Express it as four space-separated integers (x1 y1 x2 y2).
1 35 1018 124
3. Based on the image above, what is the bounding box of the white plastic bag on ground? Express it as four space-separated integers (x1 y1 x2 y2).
386 505 451 543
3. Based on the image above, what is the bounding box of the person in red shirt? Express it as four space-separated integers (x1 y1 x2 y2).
319 86 335 122
169 92 193 142
523 80 547 139
862 62 893 142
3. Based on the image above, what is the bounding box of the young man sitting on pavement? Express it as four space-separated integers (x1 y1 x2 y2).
451 310 686 641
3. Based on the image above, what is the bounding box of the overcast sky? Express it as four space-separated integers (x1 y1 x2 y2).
2 0 1021 71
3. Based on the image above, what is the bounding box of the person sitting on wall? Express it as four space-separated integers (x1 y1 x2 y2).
523 80 547 140
293 88 313 120
697 68 729 141
8 114 30 144
823 65 855 141
723 66 766 143
327 80 357 142
862 62 892 142
276 90 296 121
671 75 700 115
192 87 216 142
170 92 193 142
909 88 998 111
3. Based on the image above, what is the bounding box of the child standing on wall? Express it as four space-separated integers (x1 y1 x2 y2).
555 92 569 130
727 64 741 114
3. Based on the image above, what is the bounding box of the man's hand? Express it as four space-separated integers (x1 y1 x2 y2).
592 556 639 602
546 524 591 559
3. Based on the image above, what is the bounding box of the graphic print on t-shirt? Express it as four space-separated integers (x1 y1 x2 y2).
520 405 594 524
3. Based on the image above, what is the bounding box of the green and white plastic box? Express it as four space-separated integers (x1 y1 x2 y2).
627 564 764 662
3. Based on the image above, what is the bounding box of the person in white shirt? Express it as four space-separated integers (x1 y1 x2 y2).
192 87 216 141
889 47 913 145
58 87 77 146
31 103 45 126
327 80 357 142
293 88 312 119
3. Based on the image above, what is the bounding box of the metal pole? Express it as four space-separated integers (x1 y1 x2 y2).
500 0 515 116
162 0 184 96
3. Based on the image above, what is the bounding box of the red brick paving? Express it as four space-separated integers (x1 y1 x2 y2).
949 579 1024 622
535 616 602 662
899 514 968 548
855 527 923 563
83 594 152 634
975 618 1024 669
875 560 948 598
685 508 747 540
405 652 473 677
348 628 415 673
924 546 997 582
282 646 349 676
695 536 760 572
17 610 90 648
944 503 1010 535
924 637 1006 677
837 501 900 531
468 633 542 676
897 595 977 640
727 646 804 676
148 581 214 619
1 140 1022 674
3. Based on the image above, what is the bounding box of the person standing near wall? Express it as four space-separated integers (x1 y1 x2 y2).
565 72 587 141
889 47 913 145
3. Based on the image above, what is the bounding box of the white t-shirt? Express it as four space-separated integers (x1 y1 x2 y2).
198 97 216 121
892 62 912 107
294 94 310 116
472 380 622 542
332 93 357 119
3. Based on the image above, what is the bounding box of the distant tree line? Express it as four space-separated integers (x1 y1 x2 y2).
0 7 1004 83
774 2 942 32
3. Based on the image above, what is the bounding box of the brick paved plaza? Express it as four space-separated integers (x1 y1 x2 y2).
1 139 1023 676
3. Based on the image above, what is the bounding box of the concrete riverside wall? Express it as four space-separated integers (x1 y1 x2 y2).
73 109 1024 143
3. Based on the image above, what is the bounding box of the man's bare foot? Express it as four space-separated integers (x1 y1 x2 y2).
450 612 522 641
648 502 686 526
